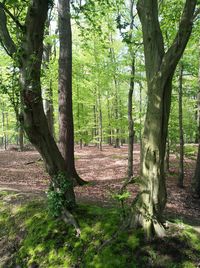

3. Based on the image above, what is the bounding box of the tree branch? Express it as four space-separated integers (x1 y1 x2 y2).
160 0 197 78
137 0 164 83
0 2 24 31
0 5 16 57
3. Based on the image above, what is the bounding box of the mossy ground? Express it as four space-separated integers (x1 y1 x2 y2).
0 190 200 268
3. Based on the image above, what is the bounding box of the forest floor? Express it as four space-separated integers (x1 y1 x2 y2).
0 144 199 228
0 144 200 267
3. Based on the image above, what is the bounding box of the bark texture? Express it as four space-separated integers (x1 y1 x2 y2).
127 0 135 178
131 0 197 238
178 63 184 188
58 0 85 185
42 14 54 137
193 45 200 197
0 0 76 208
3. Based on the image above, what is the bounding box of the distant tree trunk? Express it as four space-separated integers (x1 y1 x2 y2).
127 0 135 178
93 104 97 145
165 137 170 173
129 0 197 238
109 36 120 148
18 123 24 150
193 46 200 197
128 55 135 178
107 93 112 145
2 112 6 150
58 0 85 185
178 63 184 187
98 89 103 151
139 82 142 143
76 86 82 149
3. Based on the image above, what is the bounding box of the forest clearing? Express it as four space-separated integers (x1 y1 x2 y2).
0 0 200 267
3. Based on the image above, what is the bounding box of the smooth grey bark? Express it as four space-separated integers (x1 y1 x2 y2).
58 0 85 185
0 0 76 208
130 0 197 238
109 36 120 148
42 14 54 137
98 86 103 151
178 63 184 187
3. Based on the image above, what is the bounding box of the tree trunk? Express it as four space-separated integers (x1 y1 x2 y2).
192 44 200 197
109 36 120 148
128 55 135 178
98 87 103 151
18 120 24 151
107 93 112 146
2 112 6 150
178 63 184 187
58 0 85 185
130 0 197 238
42 14 54 137
164 137 170 173
16 0 75 208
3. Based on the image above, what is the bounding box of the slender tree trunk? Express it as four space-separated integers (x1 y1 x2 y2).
58 0 85 185
192 45 200 197
107 93 112 145
165 137 170 173
2 112 6 150
128 55 135 178
98 87 103 151
93 104 97 146
109 36 120 148
127 0 135 178
18 118 24 151
178 63 184 187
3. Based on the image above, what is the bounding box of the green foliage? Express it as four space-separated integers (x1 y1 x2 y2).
1 191 200 267
111 190 131 201
47 172 73 217
184 144 198 158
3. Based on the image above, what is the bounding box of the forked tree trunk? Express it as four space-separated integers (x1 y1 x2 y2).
130 0 197 238
58 0 85 185
0 0 76 208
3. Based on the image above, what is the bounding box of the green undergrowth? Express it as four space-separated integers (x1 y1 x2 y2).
0 191 200 268
183 144 198 159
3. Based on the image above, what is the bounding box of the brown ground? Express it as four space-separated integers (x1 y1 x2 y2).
0 144 200 227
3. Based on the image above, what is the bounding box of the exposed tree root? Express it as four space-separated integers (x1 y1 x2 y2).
61 207 81 237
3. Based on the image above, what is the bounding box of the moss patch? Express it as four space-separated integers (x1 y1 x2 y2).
0 190 200 267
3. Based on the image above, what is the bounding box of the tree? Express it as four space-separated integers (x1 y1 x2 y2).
0 0 76 211
58 0 85 185
129 0 197 238
42 11 55 137
178 62 184 188
193 43 200 197
127 0 136 178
